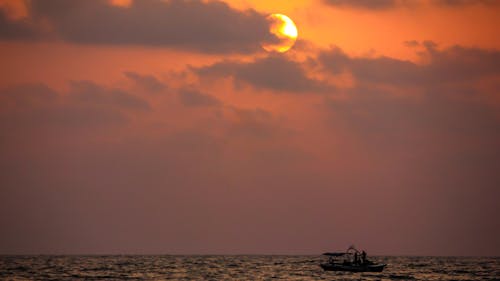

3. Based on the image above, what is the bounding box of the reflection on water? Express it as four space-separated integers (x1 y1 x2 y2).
0 255 499 280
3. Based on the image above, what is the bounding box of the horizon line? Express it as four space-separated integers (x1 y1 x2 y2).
1 253 499 258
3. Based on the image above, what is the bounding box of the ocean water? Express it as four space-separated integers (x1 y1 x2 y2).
0 255 498 280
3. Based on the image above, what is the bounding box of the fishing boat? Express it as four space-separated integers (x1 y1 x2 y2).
320 246 386 272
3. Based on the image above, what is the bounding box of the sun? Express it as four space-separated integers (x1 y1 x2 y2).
262 14 298 53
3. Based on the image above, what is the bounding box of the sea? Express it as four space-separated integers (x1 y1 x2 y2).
0 255 498 280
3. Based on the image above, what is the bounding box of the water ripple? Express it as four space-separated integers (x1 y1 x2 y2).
0 255 498 280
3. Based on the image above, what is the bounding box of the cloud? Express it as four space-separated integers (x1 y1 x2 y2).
318 43 500 158
1 0 275 54
319 46 426 86
326 85 500 140
323 0 398 10
70 80 151 111
0 81 151 132
195 55 333 93
0 8 40 39
323 0 500 9
224 107 278 139
436 0 500 7
403 40 420 47
124 72 166 92
178 88 222 107
319 42 500 253
0 82 57 106
318 43 500 86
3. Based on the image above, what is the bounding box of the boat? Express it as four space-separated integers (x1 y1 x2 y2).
320 261 386 272
320 246 387 273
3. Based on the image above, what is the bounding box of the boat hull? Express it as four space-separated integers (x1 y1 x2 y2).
320 263 386 272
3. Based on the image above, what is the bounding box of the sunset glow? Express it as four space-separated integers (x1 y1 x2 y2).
262 13 298 53
0 0 499 258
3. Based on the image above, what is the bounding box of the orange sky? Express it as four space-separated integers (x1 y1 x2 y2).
0 0 499 255
1 0 498 89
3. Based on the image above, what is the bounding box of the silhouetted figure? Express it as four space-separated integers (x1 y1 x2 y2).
354 252 359 265
328 257 334 264
361 250 367 264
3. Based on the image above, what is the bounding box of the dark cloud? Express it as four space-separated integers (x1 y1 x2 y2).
0 82 57 106
0 81 150 132
323 0 500 9
195 55 333 93
225 107 277 139
323 0 397 10
70 80 151 111
124 72 166 92
318 43 500 86
178 89 222 107
436 0 500 6
0 8 41 40
403 40 420 47
319 44 500 165
319 46 423 86
327 85 500 139
1 0 275 53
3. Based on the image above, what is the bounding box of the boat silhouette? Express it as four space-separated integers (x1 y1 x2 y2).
320 246 386 272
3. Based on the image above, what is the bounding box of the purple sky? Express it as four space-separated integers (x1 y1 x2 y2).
0 0 499 256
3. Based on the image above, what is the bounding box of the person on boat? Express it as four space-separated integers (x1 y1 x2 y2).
354 252 359 265
361 250 367 264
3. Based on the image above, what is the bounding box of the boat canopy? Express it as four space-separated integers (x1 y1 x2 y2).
322 252 346 256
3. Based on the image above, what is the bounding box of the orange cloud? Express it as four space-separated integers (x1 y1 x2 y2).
0 0 28 20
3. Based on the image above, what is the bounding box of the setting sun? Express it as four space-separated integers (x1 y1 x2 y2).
262 13 298 53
